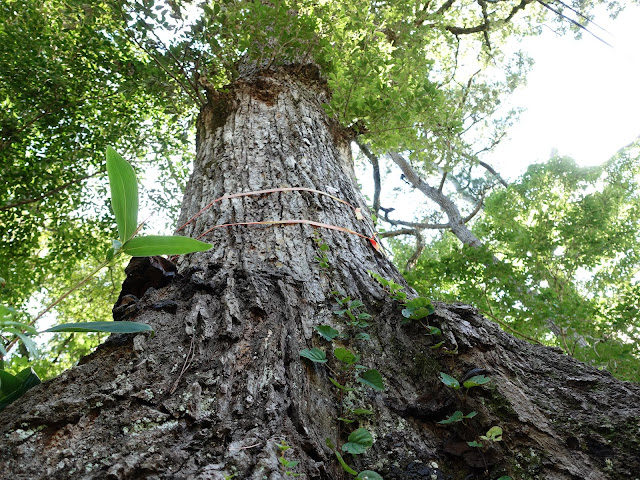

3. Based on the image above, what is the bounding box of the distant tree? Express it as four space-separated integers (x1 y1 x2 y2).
397 146 640 380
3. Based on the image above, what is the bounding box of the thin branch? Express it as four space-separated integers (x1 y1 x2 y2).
147 28 206 105
379 228 425 271
382 214 450 230
536 0 612 47
480 309 543 344
119 5 203 106
356 140 381 216
438 170 448 193
477 159 509 187
389 151 483 247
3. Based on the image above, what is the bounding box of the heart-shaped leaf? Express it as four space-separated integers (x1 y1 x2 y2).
342 428 374 455
334 347 359 365
439 372 460 389
299 348 327 363
315 325 340 341
463 375 491 388
357 369 384 391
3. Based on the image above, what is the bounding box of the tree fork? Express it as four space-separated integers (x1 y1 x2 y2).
1 66 639 480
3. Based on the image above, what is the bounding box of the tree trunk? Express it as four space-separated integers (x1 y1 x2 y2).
1 66 639 480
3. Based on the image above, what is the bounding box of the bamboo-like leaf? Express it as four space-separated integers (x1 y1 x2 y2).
122 235 212 256
42 321 153 334
106 147 138 242
0 367 41 412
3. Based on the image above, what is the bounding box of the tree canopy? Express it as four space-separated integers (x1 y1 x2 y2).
1 0 638 384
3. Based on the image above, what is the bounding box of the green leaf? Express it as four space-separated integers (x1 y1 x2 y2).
337 417 355 423
42 321 153 334
424 325 441 335
463 375 491 388
481 426 503 442
334 347 359 365
122 235 213 256
299 348 327 363
0 369 22 395
278 457 299 468
106 147 138 243
357 369 384 391
0 367 41 412
0 305 16 319
437 410 464 424
329 377 354 391
496 477 513 480
334 451 358 475
4 330 38 357
0 321 37 335
467 441 483 448
439 372 460 389
342 428 374 455
354 333 370 340
350 408 373 415
357 471 383 480
401 297 435 320
106 239 123 261
315 325 340 341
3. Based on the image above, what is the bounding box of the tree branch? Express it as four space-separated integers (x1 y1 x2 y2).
388 151 483 247
477 159 509 187
536 0 612 46
379 228 425 271
356 140 381 216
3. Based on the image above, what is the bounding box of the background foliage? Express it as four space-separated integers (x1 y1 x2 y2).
394 145 640 380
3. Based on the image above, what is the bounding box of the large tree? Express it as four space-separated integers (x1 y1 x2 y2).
2 1 640 479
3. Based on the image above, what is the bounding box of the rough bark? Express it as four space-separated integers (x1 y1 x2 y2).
1 66 639 480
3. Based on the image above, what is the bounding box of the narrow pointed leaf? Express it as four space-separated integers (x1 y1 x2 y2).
43 321 153 334
0 370 22 395
334 451 358 475
0 367 41 412
122 235 212 256
106 147 138 242
329 377 354 391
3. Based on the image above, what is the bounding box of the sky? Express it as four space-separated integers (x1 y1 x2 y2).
489 3 640 180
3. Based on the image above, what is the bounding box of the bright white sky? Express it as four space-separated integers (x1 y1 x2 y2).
490 3 640 180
